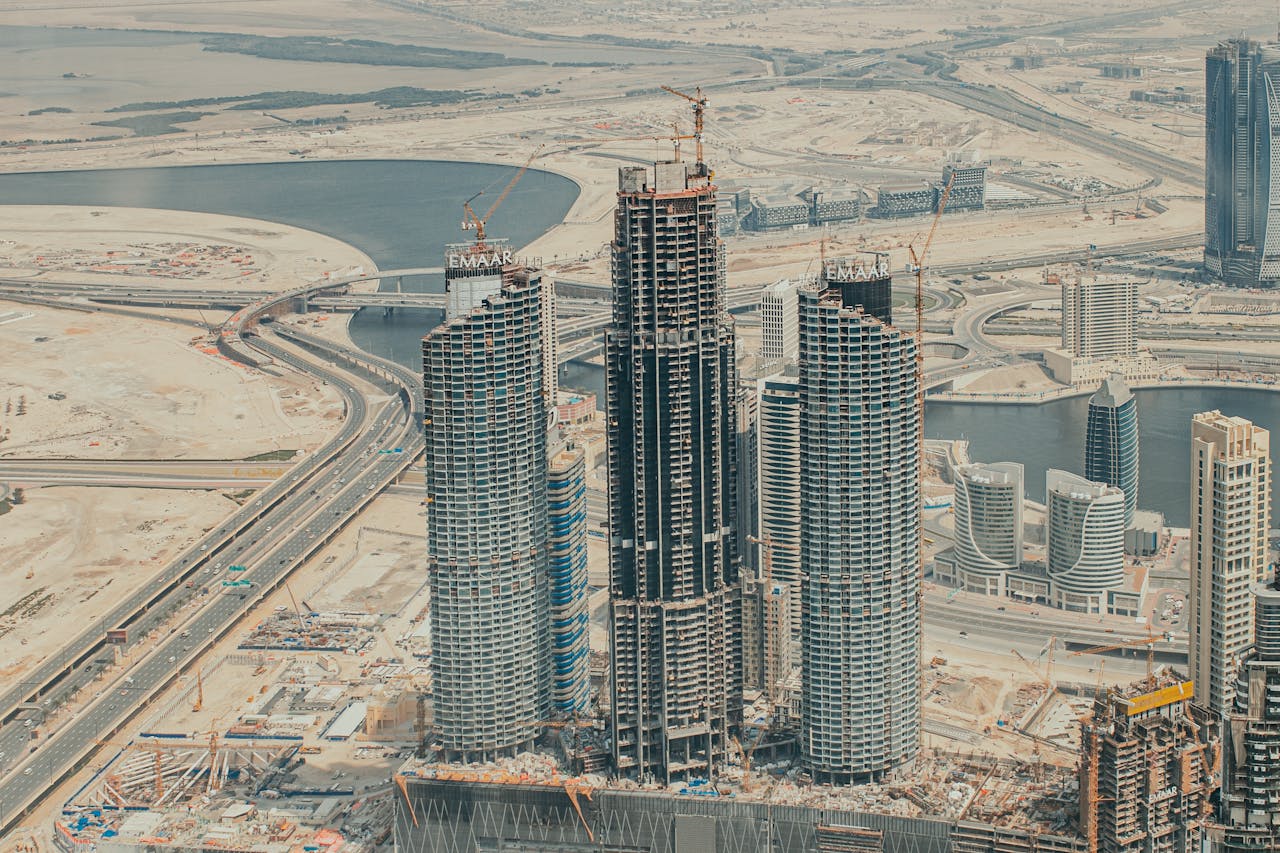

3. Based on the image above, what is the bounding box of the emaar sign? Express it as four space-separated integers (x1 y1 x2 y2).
447 249 514 269
823 257 889 282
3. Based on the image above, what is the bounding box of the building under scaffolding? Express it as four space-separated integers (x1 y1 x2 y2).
1078 681 1218 853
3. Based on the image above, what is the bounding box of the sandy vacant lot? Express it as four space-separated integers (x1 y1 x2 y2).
0 204 376 460
0 486 236 682
0 205 371 290
0 303 344 459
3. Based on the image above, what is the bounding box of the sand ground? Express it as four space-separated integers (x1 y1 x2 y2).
0 205 372 290
0 486 236 683
15 492 430 836
0 206 378 727
0 205 374 460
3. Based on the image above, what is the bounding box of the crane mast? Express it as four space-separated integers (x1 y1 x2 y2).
460 144 544 248
660 84 710 180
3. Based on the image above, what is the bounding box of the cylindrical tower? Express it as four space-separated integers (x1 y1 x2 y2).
1045 469 1126 614
423 264 550 761
798 260 920 784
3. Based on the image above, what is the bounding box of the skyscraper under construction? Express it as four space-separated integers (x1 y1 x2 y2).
424 250 551 762
606 159 740 782
798 255 921 783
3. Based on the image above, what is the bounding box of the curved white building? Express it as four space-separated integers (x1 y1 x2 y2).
1045 469 1126 613
952 462 1024 595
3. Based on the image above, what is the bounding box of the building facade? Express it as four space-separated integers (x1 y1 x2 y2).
756 371 802 635
1205 39 1280 288
798 258 921 783
606 162 741 782
547 444 591 715
423 263 550 761
760 279 800 363
1084 376 1140 527
1219 581 1280 852
1045 469 1126 614
942 159 987 212
1079 681 1214 853
736 386 760 576
1189 411 1272 719
952 462 1025 595
1060 276 1137 361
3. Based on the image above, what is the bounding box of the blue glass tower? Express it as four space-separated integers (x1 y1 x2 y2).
547 444 590 714
1084 375 1139 526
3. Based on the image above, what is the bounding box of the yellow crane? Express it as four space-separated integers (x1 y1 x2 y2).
660 84 710 179
191 669 203 713
906 173 954 610
1011 648 1051 690
461 144 545 248
730 733 765 793
563 780 595 841
1070 632 1173 685
907 172 955 348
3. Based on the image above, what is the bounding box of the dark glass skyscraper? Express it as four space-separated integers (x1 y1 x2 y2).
1205 39 1280 288
606 160 740 782
1084 375 1139 526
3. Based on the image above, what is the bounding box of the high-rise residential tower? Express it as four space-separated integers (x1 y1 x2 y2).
423 258 551 761
1085 375 1140 526
1060 276 1137 360
1080 680 1213 853
759 278 799 363
606 161 740 782
1205 39 1280 288
1045 469 1126 614
548 444 591 715
1220 580 1280 851
798 255 920 783
952 461 1024 595
755 371 801 635
1189 412 1272 718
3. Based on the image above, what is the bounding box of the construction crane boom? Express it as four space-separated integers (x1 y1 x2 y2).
908 172 955 346
747 533 799 584
1070 632 1172 685
660 84 710 179
461 145 545 247
907 173 954 648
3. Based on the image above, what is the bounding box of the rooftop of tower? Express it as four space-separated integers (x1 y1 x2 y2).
617 161 713 197
1089 375 1133 408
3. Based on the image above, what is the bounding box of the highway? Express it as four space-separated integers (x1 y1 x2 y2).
0 460 285 490
0 318 423 834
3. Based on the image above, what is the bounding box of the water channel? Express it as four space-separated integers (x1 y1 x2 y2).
0 160 1274 524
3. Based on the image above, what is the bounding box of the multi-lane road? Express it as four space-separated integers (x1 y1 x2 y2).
0 316 423 833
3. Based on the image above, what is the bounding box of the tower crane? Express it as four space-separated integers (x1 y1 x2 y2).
907 172 955 348
660 85 710 180
1069 632 1173 686
747 533 799 585
460 144 545 248
906 173 954 608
